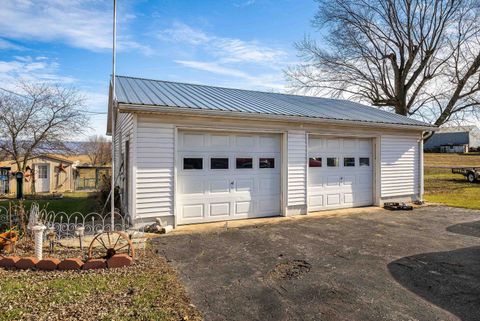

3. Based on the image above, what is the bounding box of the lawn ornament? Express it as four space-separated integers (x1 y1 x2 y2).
88 231 134 260
32 224 46 260
0 230 18 254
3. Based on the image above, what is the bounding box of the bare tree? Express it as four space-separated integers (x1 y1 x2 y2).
0 81 89 172
286 0 480 127
82 135 111 165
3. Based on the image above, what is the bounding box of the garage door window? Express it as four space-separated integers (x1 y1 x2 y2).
236 158 253 169
309 157 322 167
184 158 203 170
327 157 339 167
211 158 229 169
259 158 275 168
344 157 355 167
359 157 370 166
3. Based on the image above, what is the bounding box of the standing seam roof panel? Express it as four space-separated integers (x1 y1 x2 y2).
185 84 240 112
114 76 433 128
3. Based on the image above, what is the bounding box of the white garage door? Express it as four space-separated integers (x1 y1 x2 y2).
308 136 373 211
177 131 281 224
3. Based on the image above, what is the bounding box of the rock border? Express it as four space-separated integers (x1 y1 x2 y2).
0 254 133 271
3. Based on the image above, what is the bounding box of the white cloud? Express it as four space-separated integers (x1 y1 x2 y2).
159 22 290 91
0 0 151 54
234 0 257 8
158 22 210 46
159 22 287 65
175 60 285 90
0 38 25 50
0 56 75 87
0 55 107 138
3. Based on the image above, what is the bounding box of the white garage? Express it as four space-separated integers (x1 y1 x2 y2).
108 76 436 228
177 131 281 224
308 136 373 211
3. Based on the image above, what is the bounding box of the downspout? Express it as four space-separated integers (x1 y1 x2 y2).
419 132 425 201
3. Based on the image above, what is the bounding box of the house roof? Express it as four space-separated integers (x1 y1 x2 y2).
0 154 74 169
111 75 434 131
424 132 470 149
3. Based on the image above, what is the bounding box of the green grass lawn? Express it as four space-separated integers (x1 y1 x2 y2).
1 192 99 215
424 167 480 210
0 251 202 321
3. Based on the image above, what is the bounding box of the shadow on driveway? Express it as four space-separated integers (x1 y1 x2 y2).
446 220 480 238
388 245 480 321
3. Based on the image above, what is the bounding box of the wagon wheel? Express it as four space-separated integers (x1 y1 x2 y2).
88 231 134 260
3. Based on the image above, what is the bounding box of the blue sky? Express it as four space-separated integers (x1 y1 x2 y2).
0 0 317 139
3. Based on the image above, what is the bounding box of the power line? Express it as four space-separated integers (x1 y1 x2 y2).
0 87 29 98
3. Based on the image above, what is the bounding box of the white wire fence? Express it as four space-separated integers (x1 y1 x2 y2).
0 202 132 240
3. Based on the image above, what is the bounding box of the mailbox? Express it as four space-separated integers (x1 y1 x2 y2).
15 172 24 199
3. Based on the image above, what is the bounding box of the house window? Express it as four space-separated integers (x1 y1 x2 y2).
309 157 322 167
359 157 370 166
211 158 229 169
183 158 203 170
259 158 275 168
344 157 355 167
327 157 339 167
236 158 253 169
38 165 48 178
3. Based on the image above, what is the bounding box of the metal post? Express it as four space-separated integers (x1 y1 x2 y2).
111 0 117 230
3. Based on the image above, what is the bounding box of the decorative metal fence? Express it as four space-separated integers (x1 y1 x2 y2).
0 202 131 240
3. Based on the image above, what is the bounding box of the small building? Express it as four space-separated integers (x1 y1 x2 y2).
0 155 74 195
439 144 469 153
424 126 480 152
108 76 435 227
74 165 111 191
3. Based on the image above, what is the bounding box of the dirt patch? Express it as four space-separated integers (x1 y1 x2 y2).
267 259 311 280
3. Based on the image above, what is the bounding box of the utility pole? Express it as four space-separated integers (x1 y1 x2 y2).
111 0 117 230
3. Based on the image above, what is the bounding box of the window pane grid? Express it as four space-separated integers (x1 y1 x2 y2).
236 158 253 169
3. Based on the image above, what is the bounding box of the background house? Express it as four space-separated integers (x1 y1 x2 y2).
0 155 74 195
424 126 480 153
0 154 112 196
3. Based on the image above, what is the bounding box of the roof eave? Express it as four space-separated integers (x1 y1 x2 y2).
118 103 438 131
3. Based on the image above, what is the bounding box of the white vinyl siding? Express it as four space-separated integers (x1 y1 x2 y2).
134 116 174 220
114 113 134 174
381 135 420 198
287 130 307 206
114 112 135 215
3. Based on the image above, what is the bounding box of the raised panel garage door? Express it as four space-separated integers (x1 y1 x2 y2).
177 131 281 224
308 137 373 211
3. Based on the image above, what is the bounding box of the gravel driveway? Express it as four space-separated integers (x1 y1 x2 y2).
155 206 480 321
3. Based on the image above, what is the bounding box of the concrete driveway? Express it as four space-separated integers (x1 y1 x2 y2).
154 206 480 321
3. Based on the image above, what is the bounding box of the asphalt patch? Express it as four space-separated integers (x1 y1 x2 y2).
267 259 312 280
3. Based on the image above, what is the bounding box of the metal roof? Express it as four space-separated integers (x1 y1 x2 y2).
424 132 470 149
114 75 433 128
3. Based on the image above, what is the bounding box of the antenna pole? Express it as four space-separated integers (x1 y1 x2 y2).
111 0 117 230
